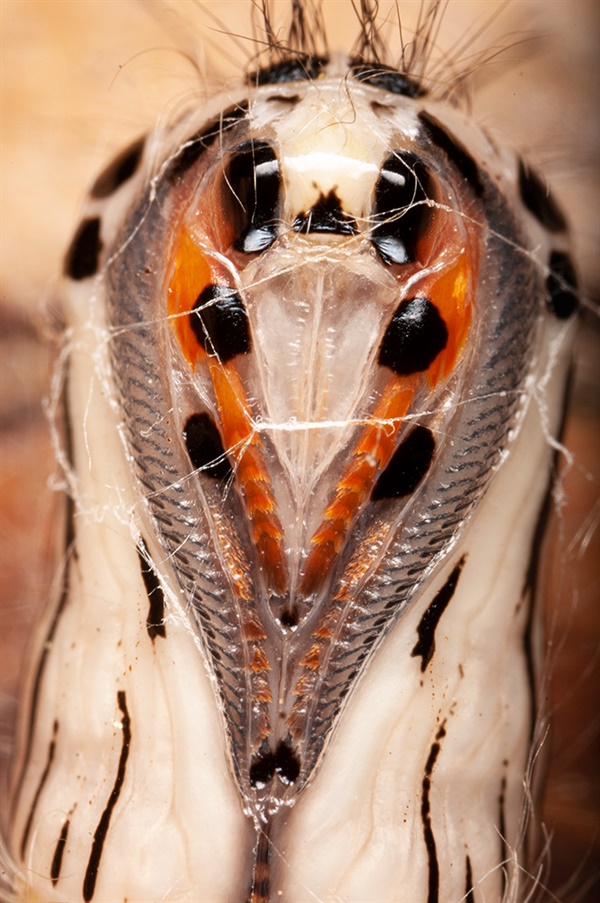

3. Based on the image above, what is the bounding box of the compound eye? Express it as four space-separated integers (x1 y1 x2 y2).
224 141 281 254
371 151 434 265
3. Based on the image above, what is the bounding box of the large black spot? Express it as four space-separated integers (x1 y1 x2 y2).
249 56 328 86
274 739 300 785
518 160 567 232
350 61 424 98
167 102 249 182
64 217 102 280
379 297 448 375
190 284 251 362
250 747 276 788
371 151 434 264
293 189 358 235
249 740 300 788
372 426 435 501
546 250 579 319
90 137 144 199
419 111 484 198
225 141 280 253
183 413 232 480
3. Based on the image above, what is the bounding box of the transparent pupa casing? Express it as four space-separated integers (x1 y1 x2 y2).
5 5 582 903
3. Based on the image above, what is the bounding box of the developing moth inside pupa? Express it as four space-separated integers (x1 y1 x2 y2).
1 1 598 901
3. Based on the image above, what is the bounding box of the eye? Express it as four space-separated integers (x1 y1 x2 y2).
224 141 281 253
370 151 434 265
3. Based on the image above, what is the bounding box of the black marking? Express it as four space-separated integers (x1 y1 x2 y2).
51 819 70 886
422 723 446 903
465 854 475 900
279 607 299 629
184 413 233 481
412 557 466 670
20 720 58 859
64 217 102 281
373 426 436 501
137 539 166 641
371 151 434 265
293 189 358 235
10 366 76 823
249 55 328 86
350 61 425 97
266 93 300 105
247 823 272 903
379 296 448 375
167 102 249 182
83 691 131 902
521 367 572 744
498 775 507 898
250 739 300 789
419 111 484 197
190 284 251 362
518 160 567 232
546 250 579 319
226 141 280 253
90 137 144 199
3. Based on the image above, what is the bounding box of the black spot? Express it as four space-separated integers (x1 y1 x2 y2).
293 189 358 235
249 56 328 86
137 539 166 641
279 607 299 628
412 558 466 671
183 413 232 481
51 819 70 886
371 152 434 264
225 141 280 253
372 426 435 501
167 102 249 182
190 284 251 362
90 137 144 199
250 747 276 788
546 250 579 319
83 691 131 902
350 61 425 97
275 739 300 785
419 111 484 198
379 296 448 375
64 218 102 281
266 93 300 105
249 739 300 788
518 160 567 232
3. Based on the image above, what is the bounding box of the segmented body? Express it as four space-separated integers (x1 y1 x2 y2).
1 2 588 901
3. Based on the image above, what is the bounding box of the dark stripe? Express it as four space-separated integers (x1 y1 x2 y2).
422 723 446 903
249 56 328 86
64 217 103 280
167 102 249 182
521 367 572 742
90 137 145 199
350 61 425 97
465 854 475 900
50 818 70 886
247 824 272 903
83 691 131 902
137 538 166 640
20 720 58 858
518 159 567 232
11 366 77 822
498 775 507 897
412 557 466 671
546 250 579 319
419 111 484 197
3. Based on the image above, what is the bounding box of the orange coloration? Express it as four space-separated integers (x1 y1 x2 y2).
168 230 288 596
251 648 271 673
424 249 473 387
300 644 323 670
300 376 419 595
167 228 213 365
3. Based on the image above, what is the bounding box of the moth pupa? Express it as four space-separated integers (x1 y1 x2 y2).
1 1 598 901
